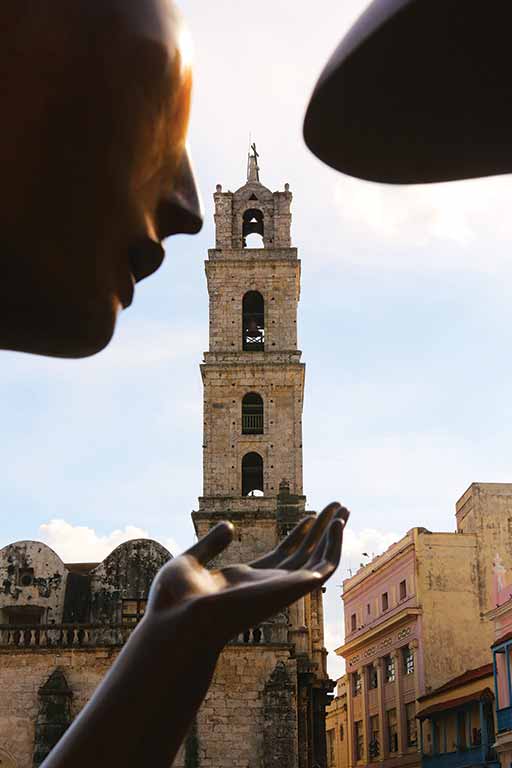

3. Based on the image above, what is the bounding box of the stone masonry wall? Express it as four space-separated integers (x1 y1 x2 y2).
0 648 119 768
206 257 300 354
201 363 305 499
173 646 298 768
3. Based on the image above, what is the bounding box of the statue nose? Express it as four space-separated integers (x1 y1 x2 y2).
156 147 203 238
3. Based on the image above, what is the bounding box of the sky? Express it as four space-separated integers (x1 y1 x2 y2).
3 1 512 680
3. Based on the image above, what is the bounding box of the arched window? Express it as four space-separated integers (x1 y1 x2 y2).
242 393 264 435
242 291 264 351
242 452 264 496
243 208 264 248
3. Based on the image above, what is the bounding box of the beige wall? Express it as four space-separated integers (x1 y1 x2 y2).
0 648 119 768
326 677 348 768
173 647 297 768
457 483 512 615
415 530 488 692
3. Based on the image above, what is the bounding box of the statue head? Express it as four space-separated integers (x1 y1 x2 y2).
0 0 202 358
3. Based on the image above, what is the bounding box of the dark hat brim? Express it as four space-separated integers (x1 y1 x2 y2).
304 0 512 184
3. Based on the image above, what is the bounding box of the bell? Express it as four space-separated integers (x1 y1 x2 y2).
246 318 260 335
304 0 512 184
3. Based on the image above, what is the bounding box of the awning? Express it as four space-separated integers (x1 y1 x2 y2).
416 688 494 720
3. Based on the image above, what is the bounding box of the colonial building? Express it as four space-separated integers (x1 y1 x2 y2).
336 483 512 768
487 550 512 768
0 538 171 767
187 148 332 768
416 664 498 768
326 676 349 768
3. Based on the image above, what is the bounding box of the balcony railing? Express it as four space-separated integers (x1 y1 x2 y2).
423 746 499 768
0 619 290 649
0 624 135 649
242 413 264 434
498 706 512 733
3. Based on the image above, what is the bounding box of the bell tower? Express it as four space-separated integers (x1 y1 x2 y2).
192 146 307 564
189 148 333 768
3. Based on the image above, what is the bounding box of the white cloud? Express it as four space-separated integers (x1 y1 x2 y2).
39 519 180 563
332 173 512 272
323 524 399 680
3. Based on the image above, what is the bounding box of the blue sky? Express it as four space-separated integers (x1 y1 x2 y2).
2 1 512 678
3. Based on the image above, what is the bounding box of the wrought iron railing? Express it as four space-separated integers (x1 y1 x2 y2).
498 705 512 732
242 413 264 433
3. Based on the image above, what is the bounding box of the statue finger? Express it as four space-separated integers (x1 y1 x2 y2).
311 519 344 578
186 522 234 565
249 516 314 569
280 502 348 570
306 512 348 571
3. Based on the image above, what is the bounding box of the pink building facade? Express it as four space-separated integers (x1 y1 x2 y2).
339 531 422 768
489 556 512 768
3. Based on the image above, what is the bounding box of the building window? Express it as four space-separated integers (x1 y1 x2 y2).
369 715 380 760
368 665 378 689
352 671 362 697
327 729 336 767
406 702 417 747
384 655 396 683
381 592 389 611
122 599 147 625
403 645 415 675
340 724 344 741
242 392 264 434
367 602 371 616
399 579 407 600
242 291 264 351
355 720 364 761
242 452 264 496
351 613 357 631
18 567 35 587
387 709 398 753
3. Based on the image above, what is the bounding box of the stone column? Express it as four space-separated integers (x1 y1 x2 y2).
410 639 421 700
361 665 369 766
392 649 405 755
375 658 386 762
347 673 355 768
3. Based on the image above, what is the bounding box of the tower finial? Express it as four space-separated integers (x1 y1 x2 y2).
247 141 260 183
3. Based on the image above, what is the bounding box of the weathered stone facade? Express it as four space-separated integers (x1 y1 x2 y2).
190 153 332 768
0 539 170 767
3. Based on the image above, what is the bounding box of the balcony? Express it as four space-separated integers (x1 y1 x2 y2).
423 746 499 768
242 413 264 434
498 706 512 733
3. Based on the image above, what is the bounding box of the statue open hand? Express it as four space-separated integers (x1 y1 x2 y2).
147 502 349 647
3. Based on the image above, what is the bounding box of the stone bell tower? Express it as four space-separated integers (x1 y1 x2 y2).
188 148 333 768
193 147 307 562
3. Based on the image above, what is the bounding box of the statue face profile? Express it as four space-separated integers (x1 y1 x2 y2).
0 0 202 358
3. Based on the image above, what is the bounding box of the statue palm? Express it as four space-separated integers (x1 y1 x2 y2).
148 502 349 646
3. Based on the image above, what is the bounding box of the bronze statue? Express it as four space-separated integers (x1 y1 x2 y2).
0 1 348 766
304 0 512 184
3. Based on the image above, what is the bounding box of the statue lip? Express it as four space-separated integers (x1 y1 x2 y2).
127 238 166 284
119 271 136 310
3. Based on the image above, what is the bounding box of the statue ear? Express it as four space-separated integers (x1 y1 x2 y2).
304 0 512 184
156 148 203 239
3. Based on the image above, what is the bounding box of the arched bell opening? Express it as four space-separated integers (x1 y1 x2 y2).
242 291 264 351
242 452 264 496
243 208 264 248
242 393 264 435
